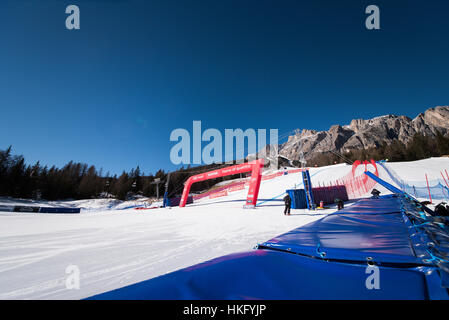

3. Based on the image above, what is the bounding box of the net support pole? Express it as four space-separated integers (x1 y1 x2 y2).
425 174 432 204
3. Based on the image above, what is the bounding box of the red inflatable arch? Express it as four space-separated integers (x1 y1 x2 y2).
179 159 264 208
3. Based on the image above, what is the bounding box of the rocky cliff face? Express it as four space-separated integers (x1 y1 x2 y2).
279 106 449 161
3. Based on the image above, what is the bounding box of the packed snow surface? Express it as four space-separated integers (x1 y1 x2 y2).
0 205 333 299
0 157 448 299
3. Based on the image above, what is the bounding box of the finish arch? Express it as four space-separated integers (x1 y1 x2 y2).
179 159 264 208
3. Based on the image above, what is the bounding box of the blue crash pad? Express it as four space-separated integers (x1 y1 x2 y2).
88 249 446 300
334 197 402 215
260 197 426 265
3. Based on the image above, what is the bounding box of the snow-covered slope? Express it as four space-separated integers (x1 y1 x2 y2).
0 166 340 299
383 157 449 184
0 197 152 212
0 203 332 299
0 157 448 299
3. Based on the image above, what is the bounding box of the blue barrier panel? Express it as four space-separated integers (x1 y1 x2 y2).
0 205 14 212
286 189 307 209
13 206 40 213
38 207 80 214
10 206 80 214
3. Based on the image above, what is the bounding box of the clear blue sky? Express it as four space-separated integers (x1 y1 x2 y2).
0 0 448 175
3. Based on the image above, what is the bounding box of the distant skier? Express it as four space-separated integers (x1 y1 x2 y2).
283 193 292 215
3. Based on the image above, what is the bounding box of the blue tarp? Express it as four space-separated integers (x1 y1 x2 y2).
259 197 427 265
88 249 446 300
87 195 449 300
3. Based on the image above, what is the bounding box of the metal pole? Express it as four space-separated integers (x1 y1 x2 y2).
441 171 449 189
425 174 432 204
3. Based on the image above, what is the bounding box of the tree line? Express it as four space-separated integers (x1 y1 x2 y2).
0 146 245 201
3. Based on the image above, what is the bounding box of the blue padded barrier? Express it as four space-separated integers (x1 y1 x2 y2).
38 207 80 214
87 195 449 300
259 197 430 265
364 171 404 195
286 189 307 209
88 249 447 300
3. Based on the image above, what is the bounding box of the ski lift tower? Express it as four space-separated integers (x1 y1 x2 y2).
150 178 161 199
162 173 171 208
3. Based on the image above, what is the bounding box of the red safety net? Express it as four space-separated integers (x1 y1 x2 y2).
331 160 379 199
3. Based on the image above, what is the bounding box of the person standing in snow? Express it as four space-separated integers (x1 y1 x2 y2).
334 198 344 210
283 193 292 215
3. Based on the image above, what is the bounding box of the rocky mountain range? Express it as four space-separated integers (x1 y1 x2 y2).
278 106 449 162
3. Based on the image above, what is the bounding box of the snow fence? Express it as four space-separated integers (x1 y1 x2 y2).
378 162 449 201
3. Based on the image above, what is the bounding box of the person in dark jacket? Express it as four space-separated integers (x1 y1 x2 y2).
334 198 344 210
283 193 292 215
371 189 381 199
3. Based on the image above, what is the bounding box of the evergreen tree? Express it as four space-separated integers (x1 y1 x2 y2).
78 166 101 199
112 172 131 200
435 130 449 156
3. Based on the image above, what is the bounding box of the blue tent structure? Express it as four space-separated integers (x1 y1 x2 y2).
88 175 449 300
